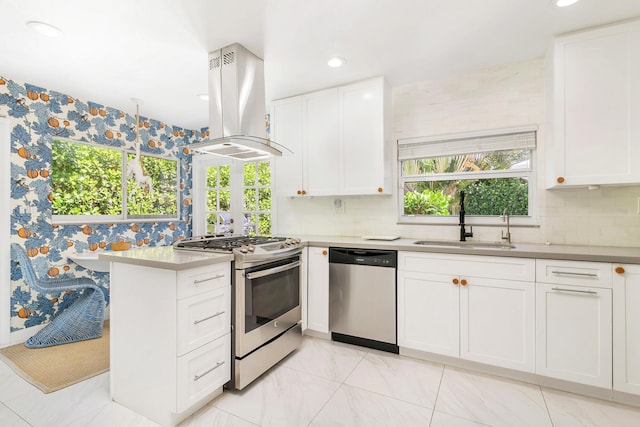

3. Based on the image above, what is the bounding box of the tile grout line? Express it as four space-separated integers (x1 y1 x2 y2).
305 347 370 427
0 401 32 427
539 386 556 427
427 363 446 427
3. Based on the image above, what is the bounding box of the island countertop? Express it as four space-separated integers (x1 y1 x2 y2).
98 246 233 270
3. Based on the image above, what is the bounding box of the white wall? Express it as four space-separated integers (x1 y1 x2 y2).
275 58 640 247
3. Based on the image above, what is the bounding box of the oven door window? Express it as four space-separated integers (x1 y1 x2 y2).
244 257 300 333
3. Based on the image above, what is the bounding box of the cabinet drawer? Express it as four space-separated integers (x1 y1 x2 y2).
536 259 612 288
177 263 229 299
177 334 230 413
177 286 231 356
398 251 535 282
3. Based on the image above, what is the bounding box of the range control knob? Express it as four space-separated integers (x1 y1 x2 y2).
292 238 301 244
240 245 249 253
247 245 256 252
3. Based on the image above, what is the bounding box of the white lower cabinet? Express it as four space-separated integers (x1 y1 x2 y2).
306 247 329 333
397 270 459 357
460 276 534 371
535 259 612 388
398 252 535 372
111 261 231 426
613 264 640 395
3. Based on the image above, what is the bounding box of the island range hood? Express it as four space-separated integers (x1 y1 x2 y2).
189 43 290 161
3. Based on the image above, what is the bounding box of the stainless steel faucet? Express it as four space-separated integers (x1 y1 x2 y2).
501 207 511 244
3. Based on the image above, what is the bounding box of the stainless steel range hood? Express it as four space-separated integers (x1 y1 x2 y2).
189 43 290 161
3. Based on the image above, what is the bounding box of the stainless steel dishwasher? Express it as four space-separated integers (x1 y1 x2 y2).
329 247 398 353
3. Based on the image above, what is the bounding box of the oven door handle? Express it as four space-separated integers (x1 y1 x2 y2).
245 260 302 280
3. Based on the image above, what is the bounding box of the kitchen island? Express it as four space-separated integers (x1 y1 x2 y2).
100 246 233 427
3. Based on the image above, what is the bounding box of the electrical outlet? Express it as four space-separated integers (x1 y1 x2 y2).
334 199 345 214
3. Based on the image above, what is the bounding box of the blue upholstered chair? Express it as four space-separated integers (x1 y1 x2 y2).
11 243 105 348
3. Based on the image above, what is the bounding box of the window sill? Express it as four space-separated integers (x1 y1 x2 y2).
397 216 540 228
52 217 184 226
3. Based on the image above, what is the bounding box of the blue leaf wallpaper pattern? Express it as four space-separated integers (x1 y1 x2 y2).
1 74 208 332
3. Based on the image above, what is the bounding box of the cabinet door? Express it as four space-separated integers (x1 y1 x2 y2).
176 334 230 413
536 283 612 388
397 270 459 357
550 20 640 187
303 88 340 196
339 77 390 195
460 277 535 372
613 264 640 395
177 286 231 356
272 96 304 197
307 247 330 333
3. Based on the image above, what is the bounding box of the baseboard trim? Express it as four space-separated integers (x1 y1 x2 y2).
400 347 640 408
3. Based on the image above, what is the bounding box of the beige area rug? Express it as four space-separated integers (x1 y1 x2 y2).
0 320 109 393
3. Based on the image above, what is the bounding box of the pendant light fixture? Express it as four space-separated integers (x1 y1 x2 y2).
126 103 154 195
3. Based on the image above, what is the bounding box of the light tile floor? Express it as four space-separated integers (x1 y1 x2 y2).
2 336 640 426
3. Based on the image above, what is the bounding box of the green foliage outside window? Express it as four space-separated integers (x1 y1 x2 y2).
52 139 179 218
243 161 271 236
403 189 450 215
402 148 531 217
126 154 178 216
52 140 123 215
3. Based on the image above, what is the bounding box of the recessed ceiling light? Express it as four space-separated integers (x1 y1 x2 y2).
328 57 347 68
26 21 62 38
197 93 209 101
556 0 580 7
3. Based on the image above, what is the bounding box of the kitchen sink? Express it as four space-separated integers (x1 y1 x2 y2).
414 240 516 250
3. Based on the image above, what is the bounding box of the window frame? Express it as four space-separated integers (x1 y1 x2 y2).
397 126 538 227
191 154 274 238
51 137 181 225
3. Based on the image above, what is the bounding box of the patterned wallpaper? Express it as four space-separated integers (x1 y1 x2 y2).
1 75 206 332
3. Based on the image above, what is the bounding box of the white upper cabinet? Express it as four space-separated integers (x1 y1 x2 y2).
272 77 391 197
339 78 391 195
304 89 340 196
271 96 304 197
547 19 640 188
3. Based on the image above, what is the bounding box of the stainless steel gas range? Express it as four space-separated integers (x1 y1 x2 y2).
174 235 303 390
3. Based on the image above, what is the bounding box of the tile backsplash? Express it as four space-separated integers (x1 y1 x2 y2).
275 58 640 248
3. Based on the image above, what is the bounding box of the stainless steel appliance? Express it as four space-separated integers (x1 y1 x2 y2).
329 248 398 353
174 235 303 389
187 43 291 161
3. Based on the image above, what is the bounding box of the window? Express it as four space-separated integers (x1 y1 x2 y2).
52 139 179 222
243 161 271 236
198 158 272 237
398 127 536 223
205 165 231 235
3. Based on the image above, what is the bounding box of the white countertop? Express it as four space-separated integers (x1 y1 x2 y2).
98 246 233 270
298 235 640 264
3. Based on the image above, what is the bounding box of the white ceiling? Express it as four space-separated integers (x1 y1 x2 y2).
2 0 640 130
